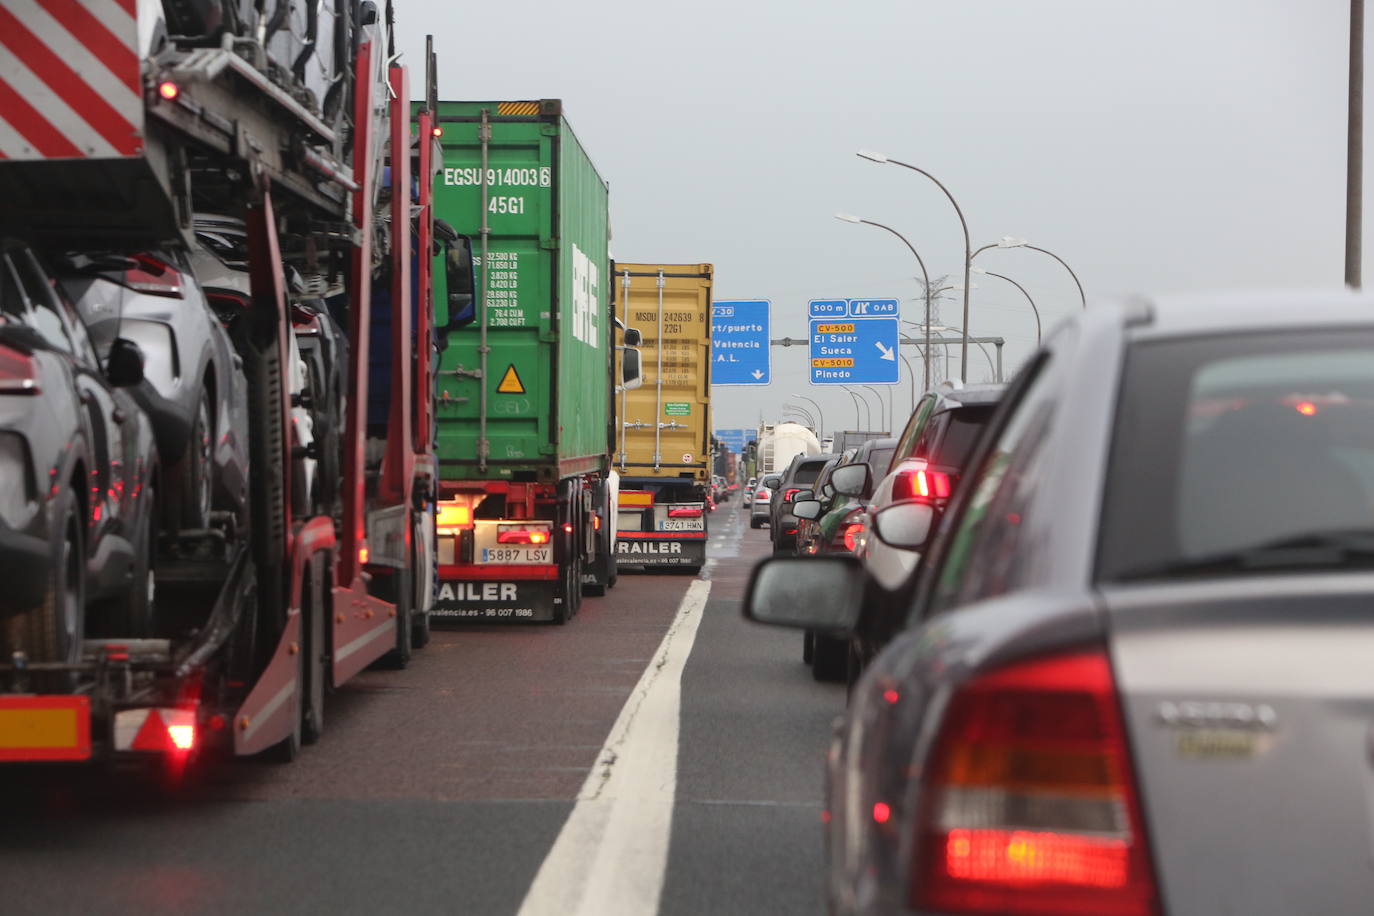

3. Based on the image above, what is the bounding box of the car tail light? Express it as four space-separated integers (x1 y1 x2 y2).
668 505 703 518
842 523 863 552
123 254 184 298
912 649 1159 916
497 525 551 545
892 468 953 503
784 487 802 501
756 489 768 499
0 344 39 395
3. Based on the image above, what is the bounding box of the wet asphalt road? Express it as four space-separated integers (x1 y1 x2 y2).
0 500 845 915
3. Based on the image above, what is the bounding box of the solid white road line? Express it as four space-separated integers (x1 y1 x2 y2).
516 578 713 916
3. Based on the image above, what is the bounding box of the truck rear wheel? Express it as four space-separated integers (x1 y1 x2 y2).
3 488 84 687
375 567 413 668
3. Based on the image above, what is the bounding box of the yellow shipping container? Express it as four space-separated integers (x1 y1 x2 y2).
613 263 713 480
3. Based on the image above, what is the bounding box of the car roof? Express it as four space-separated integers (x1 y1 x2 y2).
1111 289 1374 341
931 383 1004 409
856 437 898 459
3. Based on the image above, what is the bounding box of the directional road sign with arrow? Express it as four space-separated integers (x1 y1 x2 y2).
711 299 771 385
808 299 899 385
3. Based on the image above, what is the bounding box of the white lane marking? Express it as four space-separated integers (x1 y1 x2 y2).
517 578 712 916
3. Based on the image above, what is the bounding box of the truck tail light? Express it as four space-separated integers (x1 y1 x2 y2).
892 468 953 503
668 505 703 518
0 344 39 394
436 500 473 532
912 649 1159 916
497 525 551 545
122 254 184 298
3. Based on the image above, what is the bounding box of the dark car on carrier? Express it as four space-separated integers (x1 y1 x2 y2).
0 240 160 678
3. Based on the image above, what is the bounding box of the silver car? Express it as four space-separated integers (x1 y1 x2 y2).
746 291 1374 915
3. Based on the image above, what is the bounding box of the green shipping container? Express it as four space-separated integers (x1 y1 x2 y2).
431 100 612 482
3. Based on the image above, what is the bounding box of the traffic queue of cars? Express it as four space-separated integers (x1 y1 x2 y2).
0 235 338 673
744 293 1374 915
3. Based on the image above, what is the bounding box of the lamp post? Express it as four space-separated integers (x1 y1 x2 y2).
785 408 816 430
972 236 1085 310
861 385 889 433
790 393 826 440
899 351 920 413
835 212 933 390
857 150 973 382
842 386 869 429
971 267 1041 345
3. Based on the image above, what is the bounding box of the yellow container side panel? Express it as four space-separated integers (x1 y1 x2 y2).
615 263 713 479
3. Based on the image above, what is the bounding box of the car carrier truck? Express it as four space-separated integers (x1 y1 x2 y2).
427 100 639 623
613 263 714 573
0 3 446 766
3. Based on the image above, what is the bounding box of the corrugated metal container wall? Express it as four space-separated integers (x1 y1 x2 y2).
615 264 713 480
431 100 611 482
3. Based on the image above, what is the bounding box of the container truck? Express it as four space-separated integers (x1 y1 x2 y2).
0 3 444 766
427 101 638 623
614 264 714 573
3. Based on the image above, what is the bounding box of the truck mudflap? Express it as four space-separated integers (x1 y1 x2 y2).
615 531 706 567
433 566 560 622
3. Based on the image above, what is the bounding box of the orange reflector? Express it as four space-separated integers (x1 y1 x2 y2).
359 546 369 564
593 514 602 530
158 81 179 100
620 491 654 508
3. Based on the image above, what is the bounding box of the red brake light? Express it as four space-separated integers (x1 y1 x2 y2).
668 505 703 518
157 80 179 101
497 525 551 545
0 344 40 394
893 468 953 503
784 488 802 501
842 522 863 553
123 254 184 298
912 649 1158 915
756 490 768 499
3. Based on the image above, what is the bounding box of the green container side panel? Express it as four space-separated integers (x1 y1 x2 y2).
429 101 612 481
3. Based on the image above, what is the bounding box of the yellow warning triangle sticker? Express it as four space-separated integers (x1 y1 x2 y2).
496 364 525 394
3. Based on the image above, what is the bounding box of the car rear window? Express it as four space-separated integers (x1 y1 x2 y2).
792 462 827 485
1098 330 1374 581
932 406 996 468
866 446 895 477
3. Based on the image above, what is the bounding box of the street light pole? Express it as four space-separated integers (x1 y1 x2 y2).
835 213 932 390
972 236 1086 309
843 386 869 429
785 406 815 428
972 267 1042 345
1349 0 1364 288
899 351 919 413
790 393 826 440
841 388 862 429
857 151 973 382
861 385 887 433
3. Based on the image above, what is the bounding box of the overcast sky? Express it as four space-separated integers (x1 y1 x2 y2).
398 1 1361 435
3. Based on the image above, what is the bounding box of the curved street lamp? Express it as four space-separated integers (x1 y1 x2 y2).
971 266 1042 345
972 235 1085 310
861 384 890 433
835 212 933 390
784 405 816 428
842 386 869 429
790 393 826 439
857 150 974 382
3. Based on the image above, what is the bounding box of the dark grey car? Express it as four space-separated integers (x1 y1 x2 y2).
56 251 249 530
768 453 835 554
746 291 1374 915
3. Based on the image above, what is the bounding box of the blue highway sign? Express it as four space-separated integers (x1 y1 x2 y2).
808 298 900 385
711 299 771 385
713 428 752 452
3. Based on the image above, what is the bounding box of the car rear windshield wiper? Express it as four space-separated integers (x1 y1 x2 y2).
1114 529 1374 581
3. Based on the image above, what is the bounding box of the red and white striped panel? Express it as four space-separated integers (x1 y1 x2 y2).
0 0 142 160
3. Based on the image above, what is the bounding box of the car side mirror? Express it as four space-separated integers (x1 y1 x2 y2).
792 499 822 520
105 338 145 387
762 475 782 490
622 327 642 346
871 501 938 551
743 555 864 634
829 463 870 497
620 347 643 390
791 489 814 503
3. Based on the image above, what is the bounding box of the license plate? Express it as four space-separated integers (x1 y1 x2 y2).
0 695 91 761
481 547 552 564
660 518 703 531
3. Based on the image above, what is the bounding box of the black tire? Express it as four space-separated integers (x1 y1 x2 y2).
2 488 84 685
552 557 572 625
239 334 289 670
174 387 214 530
802 630 815 665
301 556 327 746
377 567 413 669
112 482 157 637
811 634 849 683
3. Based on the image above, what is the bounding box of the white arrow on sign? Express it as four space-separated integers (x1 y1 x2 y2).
751 369 765 379
875 341 896 361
